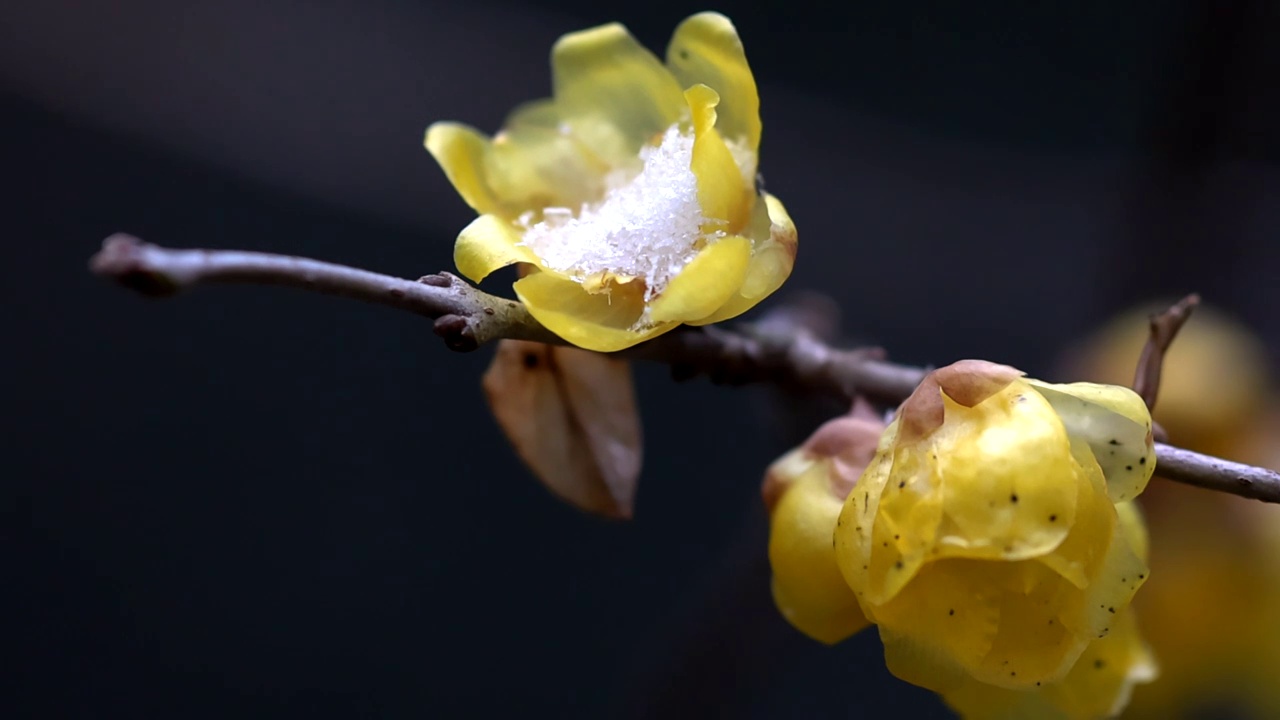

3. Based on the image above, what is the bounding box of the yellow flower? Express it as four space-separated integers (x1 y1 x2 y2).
762 410 882 644
940 503 1159 720
424 12 797 351
834 360 1156 696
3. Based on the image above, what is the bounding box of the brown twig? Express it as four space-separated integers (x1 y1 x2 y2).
1132 293 1201 411
89 235 1280 504
89 233 559 350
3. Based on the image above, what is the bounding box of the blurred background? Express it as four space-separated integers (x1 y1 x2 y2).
6 0 1278 717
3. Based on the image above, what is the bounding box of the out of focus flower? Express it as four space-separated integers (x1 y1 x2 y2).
1070 304 1270 457
763 406 881 644
425 12 797 351
1070 304 1280 719
833 360 1157 703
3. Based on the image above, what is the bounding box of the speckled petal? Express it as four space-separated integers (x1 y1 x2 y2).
688 193 797 325
647 235 751 324
1036 447 1148 643
943 607 1157 720
1027 380 1156 502
424 122 499 215
685 84 752 231
453 214 539 283
552 23 686 164
926 383 1078 564
767 451 871 645
513 270 676 352
665 12 761 154
872 560 1004 691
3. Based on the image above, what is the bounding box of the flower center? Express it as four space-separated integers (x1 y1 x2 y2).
518 124 722 301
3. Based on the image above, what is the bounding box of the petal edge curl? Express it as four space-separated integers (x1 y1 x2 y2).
513 270 676 352
665 12 762 154
425 122 499 215
453 214 539 283
648 235 752 324
552 23 686 164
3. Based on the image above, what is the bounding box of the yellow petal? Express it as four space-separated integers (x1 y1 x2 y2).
484 100 612 213
551 23 686 164
871 383 1077 584
513 269 676 352
665 12 762 154
1040 607 1157 719
767 451 871 644
1114 501 1148 563
453 214 539 284
1027 380 1155 502
941 608 1157 720
647 235 751 324
685 84 752 231
1035 448 1147 643
688 193 797 325
424 122 499 215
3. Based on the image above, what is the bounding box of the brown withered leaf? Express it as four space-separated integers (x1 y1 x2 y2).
482 339 642 519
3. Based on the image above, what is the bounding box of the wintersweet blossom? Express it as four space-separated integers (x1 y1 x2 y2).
833 361 1157 708
762 409 881 644
424 12 796 351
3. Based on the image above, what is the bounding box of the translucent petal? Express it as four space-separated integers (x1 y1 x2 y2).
941 610 1157 720
424 122 499 215
513 270 676 352
665 12 762 153
926 384 1078 564
834 419 903 599
688 193 797 325
551 23 686 164
484 100 612 213
647 235 751 324
1036 447 1148 643
685 84 752 230
1038 608 1158 719
1114 501 1148 563
873 560 1005 690
453 214 539 283
1027 380 1155 502
767 453 871 645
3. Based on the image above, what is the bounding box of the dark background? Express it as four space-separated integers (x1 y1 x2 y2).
7 0 1278 717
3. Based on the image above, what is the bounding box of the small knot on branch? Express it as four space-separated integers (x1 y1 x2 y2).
90 234 180 296
417 273 453 288
433 314 479 352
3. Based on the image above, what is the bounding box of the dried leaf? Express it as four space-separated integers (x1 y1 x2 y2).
482 339 642 518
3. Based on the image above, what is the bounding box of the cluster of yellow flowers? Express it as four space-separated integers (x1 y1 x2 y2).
426 13 1167 719
766 361 1159 719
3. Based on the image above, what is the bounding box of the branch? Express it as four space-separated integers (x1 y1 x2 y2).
1132 293 1200 411
89 233 559 350
89 234 1280 504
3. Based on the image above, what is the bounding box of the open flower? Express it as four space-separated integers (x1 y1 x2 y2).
834 360 1157 698
425 12 797 351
